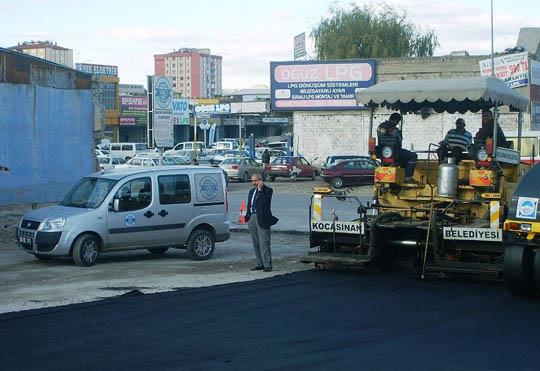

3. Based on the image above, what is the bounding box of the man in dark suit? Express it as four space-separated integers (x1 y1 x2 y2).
246 173 279 272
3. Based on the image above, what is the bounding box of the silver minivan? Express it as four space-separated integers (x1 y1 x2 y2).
16 166 230 266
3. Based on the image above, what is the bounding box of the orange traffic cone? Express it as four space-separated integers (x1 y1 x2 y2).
237 200 247 224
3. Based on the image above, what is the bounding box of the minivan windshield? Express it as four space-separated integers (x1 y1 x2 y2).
60 177 118 208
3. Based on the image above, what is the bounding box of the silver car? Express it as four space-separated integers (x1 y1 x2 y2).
16 166 230 266
219 157 265 182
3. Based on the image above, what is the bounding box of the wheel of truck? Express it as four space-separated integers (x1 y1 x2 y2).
504 244 538 296
290 173 298 182
242 172 249 183
331 177 343 188
369 212 403 271
148 247 169 255
533 250 540 292
72 233 100 267
186 229 215 261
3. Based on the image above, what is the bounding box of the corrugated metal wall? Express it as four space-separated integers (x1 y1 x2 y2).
0 84 94 204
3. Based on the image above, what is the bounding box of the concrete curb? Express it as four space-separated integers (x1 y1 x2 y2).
230 227 309 236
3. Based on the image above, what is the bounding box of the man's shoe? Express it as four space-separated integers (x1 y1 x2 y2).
250 266 263 271
404 177 419 184
263 267 273 272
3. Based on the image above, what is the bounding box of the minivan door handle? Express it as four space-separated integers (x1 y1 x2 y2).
158 210 169 217
144 211 154 218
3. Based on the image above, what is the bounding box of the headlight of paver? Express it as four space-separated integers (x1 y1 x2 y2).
41 217 66 231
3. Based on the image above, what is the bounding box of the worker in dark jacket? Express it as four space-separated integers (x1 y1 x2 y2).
475 109 508 148
377 112 417 183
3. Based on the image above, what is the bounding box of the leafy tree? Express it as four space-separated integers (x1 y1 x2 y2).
311 4 438 59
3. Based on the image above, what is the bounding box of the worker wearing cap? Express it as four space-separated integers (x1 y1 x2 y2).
437 118 473 164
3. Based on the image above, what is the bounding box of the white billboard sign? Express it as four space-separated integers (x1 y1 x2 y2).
479 52 529 88
153 76 174 148
172 98 190 125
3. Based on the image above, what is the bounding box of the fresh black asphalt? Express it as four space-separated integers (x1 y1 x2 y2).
1 270 540 371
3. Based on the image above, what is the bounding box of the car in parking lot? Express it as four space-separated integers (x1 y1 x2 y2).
219 157 265 182
320 158 378 188
266 156 318 182
117 155 190 168
15 166 230 266
254 148 287 164
323 155 371 168
97 155 126 170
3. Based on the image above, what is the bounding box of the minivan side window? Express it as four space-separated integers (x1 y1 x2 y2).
158 175 191 204
112 145 121 151
122 144 133 151
135 144 147 151
114 177 152 211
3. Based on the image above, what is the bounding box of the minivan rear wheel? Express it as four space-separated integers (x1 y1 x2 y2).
187 230 215 260
72 234 100 267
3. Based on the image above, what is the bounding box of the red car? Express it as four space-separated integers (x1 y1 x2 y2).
321 158 378 188
266 156 318 182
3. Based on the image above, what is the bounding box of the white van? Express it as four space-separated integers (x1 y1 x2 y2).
103 143 150 160
165 142 205 155
16 166 230 266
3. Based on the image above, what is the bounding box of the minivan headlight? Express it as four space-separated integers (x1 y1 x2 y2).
41 217 66 231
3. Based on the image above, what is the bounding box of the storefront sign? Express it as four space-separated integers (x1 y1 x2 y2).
119 96 147 126
479 52 529 88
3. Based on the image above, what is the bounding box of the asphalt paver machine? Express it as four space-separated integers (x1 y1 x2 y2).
302 77 532 291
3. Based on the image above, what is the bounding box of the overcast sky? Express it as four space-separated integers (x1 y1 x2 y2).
1 0 539 89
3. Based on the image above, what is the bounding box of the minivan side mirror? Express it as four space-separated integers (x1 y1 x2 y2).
113 198 120 212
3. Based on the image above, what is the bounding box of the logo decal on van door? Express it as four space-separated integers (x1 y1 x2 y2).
199 176 218 200
124 214 136 226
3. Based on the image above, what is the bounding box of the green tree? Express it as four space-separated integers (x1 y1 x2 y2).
311 4 438 59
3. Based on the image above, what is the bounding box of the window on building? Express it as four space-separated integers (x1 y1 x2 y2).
97 82 117 110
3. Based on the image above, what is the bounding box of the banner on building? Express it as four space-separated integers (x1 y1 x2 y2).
208 123 217 144
153 76 174 148
75 63 118 76
194 103 231 116
172 98 190 125
270 60 376 111
119 96 148 126
479 52 529 88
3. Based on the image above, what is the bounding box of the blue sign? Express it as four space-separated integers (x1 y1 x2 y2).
270 60 376 111
154 77 173 109
124 213 136 227
199 176 218 200
517 197 539 220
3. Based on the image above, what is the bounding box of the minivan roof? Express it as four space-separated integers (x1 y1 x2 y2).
93 165 221 180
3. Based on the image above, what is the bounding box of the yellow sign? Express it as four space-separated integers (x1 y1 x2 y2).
469 169 494 187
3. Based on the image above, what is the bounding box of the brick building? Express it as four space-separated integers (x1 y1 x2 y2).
154 48 222 98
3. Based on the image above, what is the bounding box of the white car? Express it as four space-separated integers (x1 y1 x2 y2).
254 148 287 164
95 149 108 157
97 156 126 170
116 155 191 168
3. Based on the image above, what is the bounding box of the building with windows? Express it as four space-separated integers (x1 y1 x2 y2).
76 63 121 141
154 48 222 98
9 40 73 68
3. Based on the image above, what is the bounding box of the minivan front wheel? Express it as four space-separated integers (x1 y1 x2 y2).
72 234 100 267
187 229 215 260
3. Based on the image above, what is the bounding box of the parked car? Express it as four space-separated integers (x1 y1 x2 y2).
214 149 249 163
164 141 206 155
266 156 318 182
97 155 126 170
267 141 288 150
116 155 190 168
95 149 109 157
213 141 236 151
219 157 265 182
323 155 374 169
320 158 378 188
103 143 150 161
15 166 230 266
